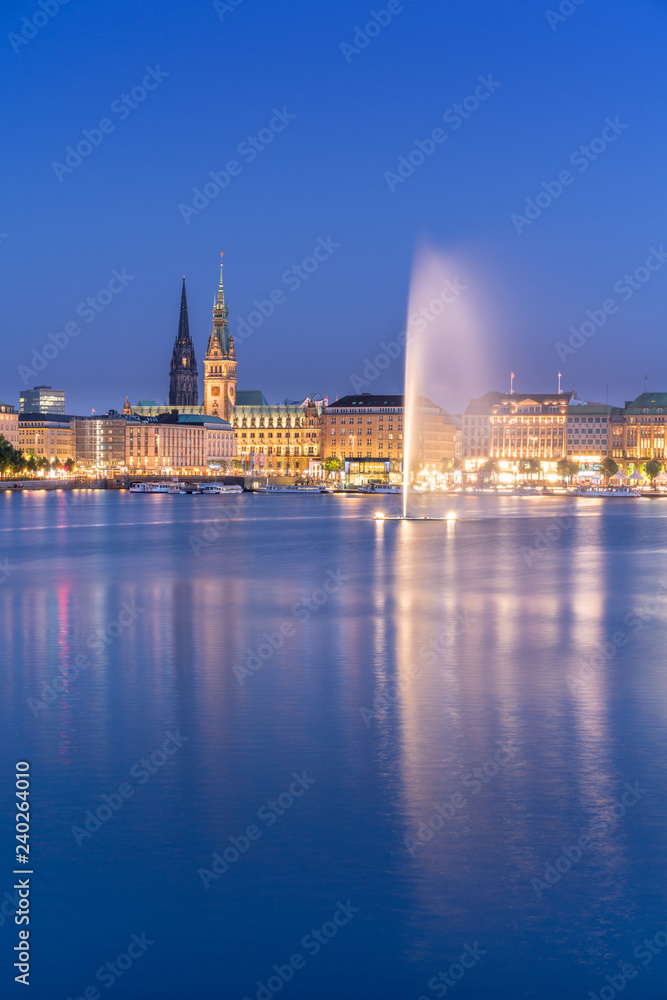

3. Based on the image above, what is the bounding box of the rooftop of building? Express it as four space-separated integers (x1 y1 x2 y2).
327 393 404 408
623 392 667 411
463 392 506 414
495 392 573 405
128 410 231 429
235 390 269 406
19 412 74 423
567 402 615 415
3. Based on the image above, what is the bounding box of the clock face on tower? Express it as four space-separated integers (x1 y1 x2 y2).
211 386 220 396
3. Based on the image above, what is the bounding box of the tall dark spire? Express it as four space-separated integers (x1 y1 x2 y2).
169 276 199 407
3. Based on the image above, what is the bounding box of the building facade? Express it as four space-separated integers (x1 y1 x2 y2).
229 394 323 475
74 413 127 470
323 394 404 472
169 277 198 407
19 413 74 462
322 393 456 475
609 392 667 470
462 392 504 468
20 386 66 414
488 393 571 465
565 403 613 462
126 411 235 473
0 402 19 448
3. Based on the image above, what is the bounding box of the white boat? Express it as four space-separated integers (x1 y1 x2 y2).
255 484 323 494
129 482 171 494
574 485 640 498
199 483 243 494
358 484 402 494
167 484 186 494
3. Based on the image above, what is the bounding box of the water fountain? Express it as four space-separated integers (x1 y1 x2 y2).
375 246 479 522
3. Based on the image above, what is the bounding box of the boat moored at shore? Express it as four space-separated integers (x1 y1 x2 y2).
573 485 640 498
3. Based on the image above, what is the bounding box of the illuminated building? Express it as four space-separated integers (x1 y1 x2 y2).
489 392 571 468
322 393 456 480
229 394 324 475
74 413 127 470
126 411 235 473
20 385 66 414
19 412 74 462
565 403 613 462
203 255 237 422
0 402 19 447
462 392 503 468
610 392 667 471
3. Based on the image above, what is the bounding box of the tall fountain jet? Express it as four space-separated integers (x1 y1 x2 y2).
401 245 485 519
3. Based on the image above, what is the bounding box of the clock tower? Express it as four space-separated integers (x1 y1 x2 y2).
203 253 237 421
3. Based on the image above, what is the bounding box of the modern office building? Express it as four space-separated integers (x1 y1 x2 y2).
20 386 66 414
74 412 127 470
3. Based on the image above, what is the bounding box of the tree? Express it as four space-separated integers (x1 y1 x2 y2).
323 457 341 472
230 459 243 470
519 458 541 478
557 458 579 483
600 457 619 480
0 434 25 477
479 458 499 477
63 457 76 473
644 459 662 483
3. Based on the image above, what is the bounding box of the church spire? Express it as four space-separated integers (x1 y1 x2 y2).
169 274 199 407
178 275 190 342
217 252 225 307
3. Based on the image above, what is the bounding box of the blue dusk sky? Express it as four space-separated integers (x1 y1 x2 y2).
1 0 666 414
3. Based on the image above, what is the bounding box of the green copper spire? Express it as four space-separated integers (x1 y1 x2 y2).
217 251 225 306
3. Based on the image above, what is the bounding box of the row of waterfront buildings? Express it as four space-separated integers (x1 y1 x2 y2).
2 258 664 477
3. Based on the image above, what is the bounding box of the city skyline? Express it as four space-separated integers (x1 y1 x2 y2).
6 255 662 423
3 1 667 415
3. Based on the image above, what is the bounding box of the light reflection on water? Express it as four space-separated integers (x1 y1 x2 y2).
1 490 666 999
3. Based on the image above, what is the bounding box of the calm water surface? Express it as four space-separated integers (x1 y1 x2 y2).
1 489 666 999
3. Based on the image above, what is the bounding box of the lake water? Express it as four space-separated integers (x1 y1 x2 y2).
1 489 666 999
